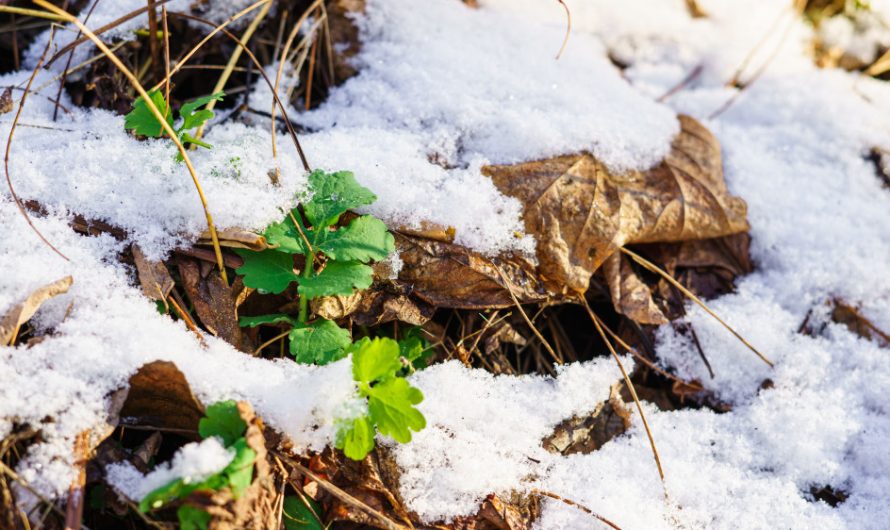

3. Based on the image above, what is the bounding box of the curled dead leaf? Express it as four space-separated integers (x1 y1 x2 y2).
198 228 269 251
178 257 247 351
603 252 668 325
132 244 174 309
484 115 748 295
0 275 72 345
543 383 630 455
118 360 204 434
311 291 364 320
396 234 547 309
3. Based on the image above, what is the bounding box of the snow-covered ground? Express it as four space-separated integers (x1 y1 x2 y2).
2 0 890 528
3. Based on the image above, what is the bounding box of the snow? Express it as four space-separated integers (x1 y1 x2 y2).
2 0 890 528
106 437 234 502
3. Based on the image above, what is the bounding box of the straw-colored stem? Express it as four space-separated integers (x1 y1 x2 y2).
34 0 229 283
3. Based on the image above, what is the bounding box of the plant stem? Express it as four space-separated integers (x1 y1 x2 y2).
298 249 315 324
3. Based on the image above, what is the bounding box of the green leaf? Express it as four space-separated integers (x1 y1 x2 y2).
282 495 325 530
235 249 299 294
297 260 373 299
317 215 394 262
178 505 212 530
289 319 352 365
179 91 225 131
139 477 186 512
398 328 432 370
303 170 376 229
125 89 173 138
222 438 256 498
350 337 402 384
181 132 213 150
336 415 375 461
366 378 425 444
264 216 312 256
199 401 246 447
239 314 297 328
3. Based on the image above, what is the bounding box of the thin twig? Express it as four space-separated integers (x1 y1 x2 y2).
35 0 230 284
581 298 666 483
620 247 773 367
532 489 622 530
493 266 561 365
273 451 408 530
4 24 70 261
554 0 572 60
53 0 101 121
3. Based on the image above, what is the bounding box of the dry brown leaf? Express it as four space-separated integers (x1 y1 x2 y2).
484 321 527 355
198 228 269 251
602 252 668 325
132 244 174 309
484 115 748 295
0 87 12 115
311 291 364 320
0 276 72 345
396 234 547 309
118 360 204 434
351 288 435 327
189 402 280 530
178 258 246 350
543 383 630 455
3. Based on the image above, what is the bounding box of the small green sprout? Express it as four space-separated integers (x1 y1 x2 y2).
139 401 256 529
125 90 225 161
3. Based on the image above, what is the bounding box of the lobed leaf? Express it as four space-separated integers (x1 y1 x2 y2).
264 216 312 256
366 377 425 444
178 505 212 530
239 313 297 328
350 337 402 384
289 319 352 365
178 91 225 131
317 215 394 262
235 249 299 294
303 170 376 229
336 415 376 461
125 89 173 138
199 400 246 447
297 260 373 299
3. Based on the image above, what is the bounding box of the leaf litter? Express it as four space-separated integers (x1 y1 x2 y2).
1 0 890 529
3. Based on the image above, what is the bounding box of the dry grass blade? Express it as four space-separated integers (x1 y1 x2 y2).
620 247 774 367
494 266 562 365
532 489 622 530
171 11 311 171
192 0 273 142
0 5 67 21
554 0 572 60
271 0 323 160
4 24 70 262
581 297 666 483
1 276 72 345
273 451 409 530
33 0 229 284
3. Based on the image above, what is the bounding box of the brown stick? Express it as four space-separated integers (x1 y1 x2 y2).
532 489 623 530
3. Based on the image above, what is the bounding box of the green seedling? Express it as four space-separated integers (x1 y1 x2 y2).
235 170 426 460
236 169 394 365
125 89 224 161
140 401 256 529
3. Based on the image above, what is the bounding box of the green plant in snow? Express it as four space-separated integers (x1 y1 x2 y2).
236 169 394 365
236 170 427 460
125 90 225 161
139 401 256 530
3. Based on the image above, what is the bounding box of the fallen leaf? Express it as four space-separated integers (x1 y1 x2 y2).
178 257 246 350
602 252 668 325
396 234 547 309
0 276 73 345
118 360 204 434
132 244 174 309
198 228 269 251
0 87 12 115
484 115 748 295
543 383 630 455
351 287 435 327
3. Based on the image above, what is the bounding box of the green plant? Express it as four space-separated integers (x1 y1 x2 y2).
139 401 256 529
125 90 225 161
236 170 426 460
236 169 394 365
336 337 426 460
282 494 324 530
